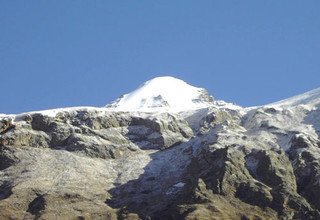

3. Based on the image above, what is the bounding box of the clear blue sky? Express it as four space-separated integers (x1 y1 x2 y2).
1 1 320 113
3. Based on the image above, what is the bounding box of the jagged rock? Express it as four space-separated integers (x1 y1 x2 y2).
0 117 14 134
0 146 18 170
66 133 123 159
246 149 296 190
31 114 54 131
166 144 320 219
74 111 122 129
235 182 273 207
290 148 320 210
0 128 50 148
126 114 193 150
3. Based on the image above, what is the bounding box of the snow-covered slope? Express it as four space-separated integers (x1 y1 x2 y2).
106 76 214 112
267 87 320 108
243 86 320 150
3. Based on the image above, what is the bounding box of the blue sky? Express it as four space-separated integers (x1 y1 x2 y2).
1 1 320 113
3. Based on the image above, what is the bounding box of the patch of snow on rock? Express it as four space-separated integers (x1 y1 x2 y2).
173 182 185 188
166 182 186 195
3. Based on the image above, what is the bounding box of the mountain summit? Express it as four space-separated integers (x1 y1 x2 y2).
107 76 214 111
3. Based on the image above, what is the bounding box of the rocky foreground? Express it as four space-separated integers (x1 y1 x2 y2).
0 103 320 220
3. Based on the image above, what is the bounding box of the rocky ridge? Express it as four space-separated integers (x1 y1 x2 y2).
0 77 320 219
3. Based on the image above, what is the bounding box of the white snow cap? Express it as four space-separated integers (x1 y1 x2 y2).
107 76 214 112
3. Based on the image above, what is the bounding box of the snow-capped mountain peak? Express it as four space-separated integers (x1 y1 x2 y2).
106 76 214 111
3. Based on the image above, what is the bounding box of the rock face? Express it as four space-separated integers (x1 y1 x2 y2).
1 77 320 219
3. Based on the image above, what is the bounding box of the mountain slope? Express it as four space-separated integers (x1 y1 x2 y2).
268 87 320 108
0 77 320 219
